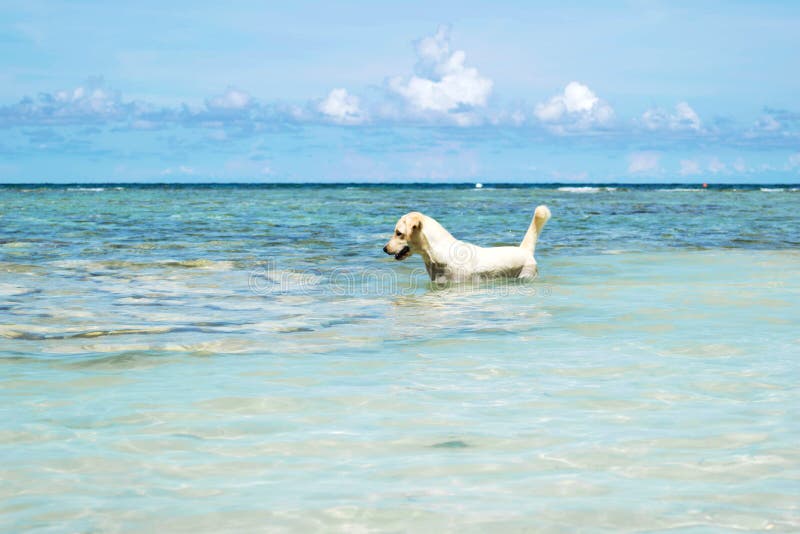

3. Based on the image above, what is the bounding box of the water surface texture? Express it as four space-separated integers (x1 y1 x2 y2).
1 184 799 531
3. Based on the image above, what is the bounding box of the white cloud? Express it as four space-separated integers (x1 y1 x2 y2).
755 114 781 131
789 153 800 168
55 84 117 114
389 26 493 117
318 88 365 124
674 102 701 130
679 159 701 176
206 87 252 110
708 157 726 174
681 157 735 176
642 101 701 131
628 151 661 174
534 82 614 129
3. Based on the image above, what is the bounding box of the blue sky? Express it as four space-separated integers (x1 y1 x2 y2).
1 0 799 183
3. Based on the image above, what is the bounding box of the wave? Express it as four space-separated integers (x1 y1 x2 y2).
656 188 703 192
49 258 236 271
558 189 617 193
0 325 208 341
0 283 34 297
160 259 236 270
760 188 784 192
65 186 122 192
557 186 618 193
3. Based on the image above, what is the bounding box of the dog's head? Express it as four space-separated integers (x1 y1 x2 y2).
383 212 423 261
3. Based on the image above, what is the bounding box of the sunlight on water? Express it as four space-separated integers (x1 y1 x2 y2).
1 185 799 531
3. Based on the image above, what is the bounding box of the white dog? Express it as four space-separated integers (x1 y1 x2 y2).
383 205 551 282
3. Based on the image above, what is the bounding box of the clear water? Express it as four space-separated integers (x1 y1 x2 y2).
1 184 799 531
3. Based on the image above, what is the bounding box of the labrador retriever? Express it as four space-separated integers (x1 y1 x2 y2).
383 205 551 282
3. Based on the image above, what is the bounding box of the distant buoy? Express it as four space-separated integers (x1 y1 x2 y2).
475 183 483 189
702 183 708 188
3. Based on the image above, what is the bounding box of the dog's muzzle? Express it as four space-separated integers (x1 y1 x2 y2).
384 245 410 260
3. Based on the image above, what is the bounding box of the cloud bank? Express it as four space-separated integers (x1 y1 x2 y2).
0 26 797 158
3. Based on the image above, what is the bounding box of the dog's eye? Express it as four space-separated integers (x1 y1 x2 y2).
395 231 402 237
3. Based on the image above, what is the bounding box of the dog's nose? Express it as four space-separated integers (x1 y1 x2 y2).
382 245 389 254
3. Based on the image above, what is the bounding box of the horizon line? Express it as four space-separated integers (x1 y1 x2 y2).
2 181 799 187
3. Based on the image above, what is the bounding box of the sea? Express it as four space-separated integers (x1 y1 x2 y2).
1 183 799 532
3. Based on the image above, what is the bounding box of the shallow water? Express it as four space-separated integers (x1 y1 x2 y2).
1 184 799 531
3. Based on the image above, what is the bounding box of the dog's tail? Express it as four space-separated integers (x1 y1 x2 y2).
520 205 551 254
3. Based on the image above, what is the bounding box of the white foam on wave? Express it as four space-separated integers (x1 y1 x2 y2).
67 187 105 192
0 283 32 297
164 259 236 270
557 186 617 193
50 259 93 269
558 186 600 193
760 188 784 192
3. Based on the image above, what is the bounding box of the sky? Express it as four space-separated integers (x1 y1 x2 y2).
1 0 799 183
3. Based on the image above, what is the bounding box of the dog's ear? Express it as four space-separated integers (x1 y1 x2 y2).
406 212 423 234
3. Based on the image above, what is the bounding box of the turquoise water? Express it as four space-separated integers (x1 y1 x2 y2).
1 184 799 531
